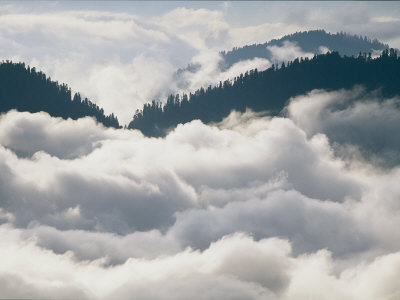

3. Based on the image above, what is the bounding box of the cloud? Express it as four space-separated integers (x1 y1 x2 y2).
229 23 307 49
0 6 280 124
1 91 400 297
0 110 107 159
0 109 360 237
1 2 398 127
170 189 372 256
85 55 176 124
281 2 400 48
1 225 400 299
23 225 181 264
152 7 231 51
175 51 271 93
0 228 286 299
0 98 392 259
2 3 398 127
1 2 400 297
267 40 314 64
0 9 195 124
287 87 400 167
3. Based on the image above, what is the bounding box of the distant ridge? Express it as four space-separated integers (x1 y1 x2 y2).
174 30 389 93
220 29 389 70
129 49 400 137
0 61 120 128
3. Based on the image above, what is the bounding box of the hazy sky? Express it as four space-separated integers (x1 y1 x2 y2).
0 1 399 123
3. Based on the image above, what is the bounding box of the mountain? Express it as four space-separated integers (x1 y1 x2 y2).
0 61 120 128
173 30 389 96
220 30 389 70
129 49 400 137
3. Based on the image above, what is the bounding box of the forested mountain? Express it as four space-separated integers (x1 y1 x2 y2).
220 30 389 70
0 61 120 128
129 49 400 137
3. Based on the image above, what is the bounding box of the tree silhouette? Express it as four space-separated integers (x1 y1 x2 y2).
129 49 400 137
219 29 389 70
0 61 120 128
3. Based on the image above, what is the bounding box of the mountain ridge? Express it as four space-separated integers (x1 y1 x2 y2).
0 61 120 128
129 49 400 137
220 29 389 69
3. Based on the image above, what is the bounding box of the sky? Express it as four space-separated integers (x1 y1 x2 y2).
0 1 400 123
1 1 400 299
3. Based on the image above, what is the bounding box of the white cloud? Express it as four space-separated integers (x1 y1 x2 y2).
0 229 286 299
170 188 372 255
0 110 107 159
175 51 271 93
230 23 307 49
0 6 279 124
0 9 195 124
0 92 398 256
1 226 400 299
153 7 231 51
282 2 400 48
0 109 359 235
267 40 314 64
85 55 176 124
1 2 400 297
23 225 181 264
1 90 400 296
0 2 398 126
372 16 400 23
287 87 400 167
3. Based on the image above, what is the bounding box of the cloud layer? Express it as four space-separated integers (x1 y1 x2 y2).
1 87 400 298
287 87 400 167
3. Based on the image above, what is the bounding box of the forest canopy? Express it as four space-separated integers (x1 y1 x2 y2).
0 61 120 128
129 49 400 137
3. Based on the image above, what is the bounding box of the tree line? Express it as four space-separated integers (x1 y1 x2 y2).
220 29 389 70
129 49 400 137
0 61 120 128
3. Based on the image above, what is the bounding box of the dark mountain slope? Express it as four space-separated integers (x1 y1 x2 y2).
129 49 400 137
0 61 120 128
220 30 389 70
